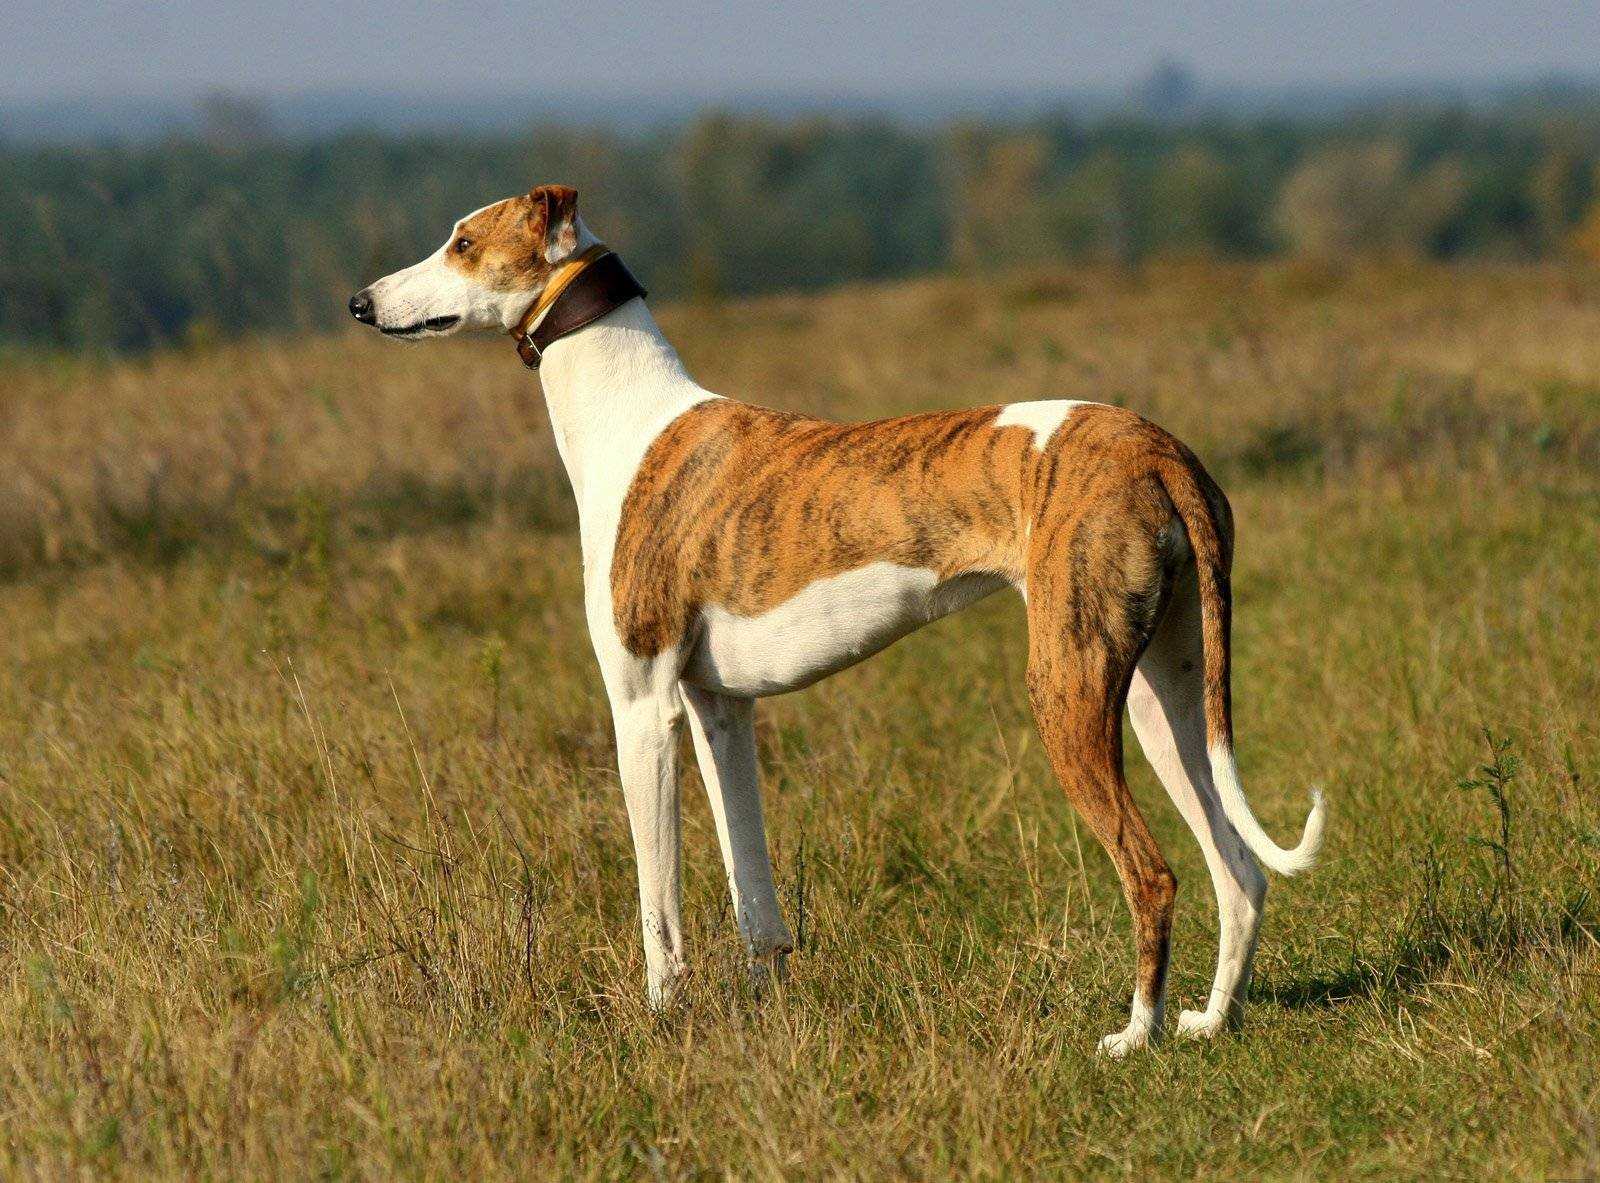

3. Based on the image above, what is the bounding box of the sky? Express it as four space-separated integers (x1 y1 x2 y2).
4 0 1599 102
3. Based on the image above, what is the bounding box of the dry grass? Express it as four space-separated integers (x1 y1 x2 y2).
0 259 1598 1178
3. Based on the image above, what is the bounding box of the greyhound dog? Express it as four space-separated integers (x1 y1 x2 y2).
349 185 1325 1056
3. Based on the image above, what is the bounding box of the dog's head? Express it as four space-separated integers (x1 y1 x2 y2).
348 184 587 338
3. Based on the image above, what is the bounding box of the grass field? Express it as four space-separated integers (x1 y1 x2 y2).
2 259 1598 1179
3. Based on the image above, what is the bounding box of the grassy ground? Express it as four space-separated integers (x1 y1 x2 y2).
1 259 1598 1178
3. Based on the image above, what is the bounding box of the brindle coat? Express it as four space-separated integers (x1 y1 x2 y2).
613 399 1237 1013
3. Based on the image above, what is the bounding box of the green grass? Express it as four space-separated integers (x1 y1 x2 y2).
0 261 1597 1178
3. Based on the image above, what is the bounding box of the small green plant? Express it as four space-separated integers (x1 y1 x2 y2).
1456 729 1522 954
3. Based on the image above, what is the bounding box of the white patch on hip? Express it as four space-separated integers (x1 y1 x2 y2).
993 400 1090 450
682 562 1008 698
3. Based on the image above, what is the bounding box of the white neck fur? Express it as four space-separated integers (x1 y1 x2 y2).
534 297 717 513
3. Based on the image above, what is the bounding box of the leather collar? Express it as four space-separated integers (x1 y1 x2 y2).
510 245 647 369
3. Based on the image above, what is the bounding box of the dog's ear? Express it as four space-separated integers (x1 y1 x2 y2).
529 184 579 263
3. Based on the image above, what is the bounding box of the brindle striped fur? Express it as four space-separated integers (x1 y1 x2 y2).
612 401 1033 654
612 397 1236 1018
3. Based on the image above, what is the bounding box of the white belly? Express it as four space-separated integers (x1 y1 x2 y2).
681 562 1009 697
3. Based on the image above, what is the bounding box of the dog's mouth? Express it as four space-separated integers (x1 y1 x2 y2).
380 315 461 338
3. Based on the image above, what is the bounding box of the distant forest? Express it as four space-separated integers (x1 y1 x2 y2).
4 105 1600 350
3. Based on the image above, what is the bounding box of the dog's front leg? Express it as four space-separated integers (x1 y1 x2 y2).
681 684 793 986
610 690 688 1008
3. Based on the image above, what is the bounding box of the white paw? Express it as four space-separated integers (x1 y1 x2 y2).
1097 1026 1152 1059
1177 1008 1226 1039
646 969 688 1012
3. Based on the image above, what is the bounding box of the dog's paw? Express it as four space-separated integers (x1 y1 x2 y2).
646 967 689 1013
746 949 790 996
1176 1008 1227 1039
1096 1026 1152 1059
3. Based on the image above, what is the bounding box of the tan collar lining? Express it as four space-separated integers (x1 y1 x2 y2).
509 242 611 344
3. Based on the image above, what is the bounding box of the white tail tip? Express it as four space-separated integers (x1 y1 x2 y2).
1209 743 1328 877
1267 787 1327 877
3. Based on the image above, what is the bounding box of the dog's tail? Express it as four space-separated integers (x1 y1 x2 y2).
1159 457 1326 877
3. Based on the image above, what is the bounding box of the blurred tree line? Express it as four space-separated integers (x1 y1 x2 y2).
4 107 1600 350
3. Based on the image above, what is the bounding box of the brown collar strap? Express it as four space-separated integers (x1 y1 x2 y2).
510 245 648 369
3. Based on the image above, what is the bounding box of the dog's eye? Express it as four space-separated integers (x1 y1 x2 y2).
454 237 472 253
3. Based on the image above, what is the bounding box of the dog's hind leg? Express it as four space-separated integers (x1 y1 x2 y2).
1025 480 1178 1057
1127 564 1267 1038
682 684 793 985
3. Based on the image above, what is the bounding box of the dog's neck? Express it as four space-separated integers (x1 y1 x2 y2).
534 296 715 508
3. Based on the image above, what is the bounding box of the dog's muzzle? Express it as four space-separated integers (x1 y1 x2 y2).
349 289 460 337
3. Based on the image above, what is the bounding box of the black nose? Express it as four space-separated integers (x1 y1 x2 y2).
348 290 375 324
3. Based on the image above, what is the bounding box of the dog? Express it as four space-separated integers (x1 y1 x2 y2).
349 184 1325 1055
